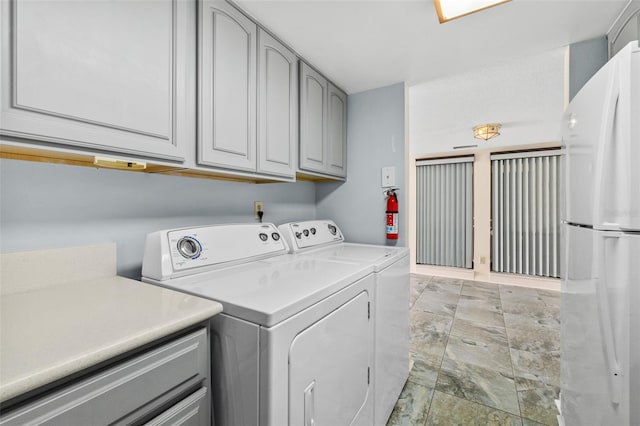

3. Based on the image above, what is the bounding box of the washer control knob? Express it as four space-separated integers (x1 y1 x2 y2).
271 232 280 241
259 233 269 242
177 236 201 259
310 227 316 235
328 225 337 235
303 229 310 237
295 232 302 239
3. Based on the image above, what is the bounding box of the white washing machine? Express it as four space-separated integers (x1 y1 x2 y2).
141 223 375 426
278 220 410 426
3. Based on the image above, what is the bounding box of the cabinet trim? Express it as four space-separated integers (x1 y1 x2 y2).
8 0 176 142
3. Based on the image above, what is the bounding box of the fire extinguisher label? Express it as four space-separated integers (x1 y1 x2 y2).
386 213 398 235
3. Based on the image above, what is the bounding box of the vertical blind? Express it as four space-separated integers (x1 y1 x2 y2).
416 157 474 268
491 150 561 278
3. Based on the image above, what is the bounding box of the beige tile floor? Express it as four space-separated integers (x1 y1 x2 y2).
388 274 560 426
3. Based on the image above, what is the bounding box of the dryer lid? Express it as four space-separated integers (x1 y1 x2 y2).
145 256 373 327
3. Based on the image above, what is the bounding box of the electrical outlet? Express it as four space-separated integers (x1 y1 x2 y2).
254 201 263 218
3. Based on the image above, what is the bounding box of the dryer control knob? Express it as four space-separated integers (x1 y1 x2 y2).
295 232 302 239
177 236 201 259
328 225 337 235
303 229 310 237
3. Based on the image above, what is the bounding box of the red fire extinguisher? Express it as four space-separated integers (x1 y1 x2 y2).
385 189 399 240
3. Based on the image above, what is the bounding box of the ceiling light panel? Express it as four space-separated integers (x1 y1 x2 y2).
434 0 511 23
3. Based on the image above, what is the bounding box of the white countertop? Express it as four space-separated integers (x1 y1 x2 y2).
0 244 223 403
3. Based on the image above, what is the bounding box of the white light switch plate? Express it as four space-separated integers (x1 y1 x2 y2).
381 166 395 187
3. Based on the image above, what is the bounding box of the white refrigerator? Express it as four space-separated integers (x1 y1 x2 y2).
561 40 639 425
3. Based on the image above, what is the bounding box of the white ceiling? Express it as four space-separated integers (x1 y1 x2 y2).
235 0 630 94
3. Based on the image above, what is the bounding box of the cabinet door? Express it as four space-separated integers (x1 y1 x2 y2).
199 0 257 172
327 83 348 177
257 30 297 178
0 0 193 162
299 62 327 174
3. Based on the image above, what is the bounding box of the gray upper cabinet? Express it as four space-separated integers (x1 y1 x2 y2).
198 1 297 180
299 61 347 179
198 0 257 172
327 83 347 177
257 29 298 178
1 0 340 182
299 63 328 174
0 0 194 162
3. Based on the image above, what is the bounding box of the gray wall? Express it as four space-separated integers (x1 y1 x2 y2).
1 83 408 278
569 36 608 101
0 159 316 278
316 82 406 247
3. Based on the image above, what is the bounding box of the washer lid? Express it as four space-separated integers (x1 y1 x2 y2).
145 256 373 327
299 243 409 271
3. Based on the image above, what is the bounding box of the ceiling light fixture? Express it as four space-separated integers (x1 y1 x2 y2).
433 0 511 23
473 123 502 141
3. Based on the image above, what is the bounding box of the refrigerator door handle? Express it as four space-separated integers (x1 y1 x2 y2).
592 63 621 229
594 232 623 404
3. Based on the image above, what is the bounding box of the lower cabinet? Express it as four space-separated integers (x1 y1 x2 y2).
0 328 210 426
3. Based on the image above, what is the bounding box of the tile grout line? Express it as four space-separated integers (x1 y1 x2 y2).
423 279 463 425
432 390 530 423
504 285 562 426
499 283 528 424
409 274 439 426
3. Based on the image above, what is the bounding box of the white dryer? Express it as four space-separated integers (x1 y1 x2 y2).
141 223 375 426
278 220 410 426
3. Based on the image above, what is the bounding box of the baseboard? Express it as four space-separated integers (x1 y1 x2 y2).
412 265 560 292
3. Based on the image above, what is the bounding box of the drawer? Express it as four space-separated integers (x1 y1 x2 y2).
0 328 209 425
144 387 209 426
